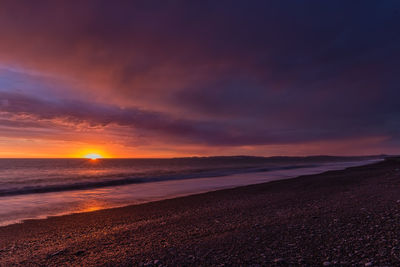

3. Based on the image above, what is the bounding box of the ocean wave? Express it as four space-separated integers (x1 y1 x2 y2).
0 164 319 197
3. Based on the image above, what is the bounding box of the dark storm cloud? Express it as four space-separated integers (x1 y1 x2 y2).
0 0 399 152
0 91 398 147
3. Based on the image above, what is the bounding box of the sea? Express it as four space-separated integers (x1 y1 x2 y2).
0 156 384 226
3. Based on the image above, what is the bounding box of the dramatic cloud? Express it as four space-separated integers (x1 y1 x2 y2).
0 1 399 156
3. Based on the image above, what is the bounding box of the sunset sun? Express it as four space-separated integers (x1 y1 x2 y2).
84 153 103 160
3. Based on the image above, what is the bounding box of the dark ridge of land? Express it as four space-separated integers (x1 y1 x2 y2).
1 158 400 266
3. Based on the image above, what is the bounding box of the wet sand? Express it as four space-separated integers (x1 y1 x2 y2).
1 158 400 266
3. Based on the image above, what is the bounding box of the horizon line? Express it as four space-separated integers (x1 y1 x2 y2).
0 154 390 160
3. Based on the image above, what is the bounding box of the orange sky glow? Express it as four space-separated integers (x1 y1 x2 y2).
0 2 399 158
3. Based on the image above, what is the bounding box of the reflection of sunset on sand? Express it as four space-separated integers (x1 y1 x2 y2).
78 199 108 213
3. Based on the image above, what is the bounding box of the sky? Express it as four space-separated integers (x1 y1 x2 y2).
0 1 399 158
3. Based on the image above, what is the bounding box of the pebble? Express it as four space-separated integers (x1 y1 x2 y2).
52 250 63 256
323 261 331 266
74 250 85 256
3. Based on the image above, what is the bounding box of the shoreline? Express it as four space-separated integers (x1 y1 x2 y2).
1 158 400 265
0 160 378 228
0 159 381 227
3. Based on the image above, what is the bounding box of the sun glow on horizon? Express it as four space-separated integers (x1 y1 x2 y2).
77 147 111 159
83 153 104 160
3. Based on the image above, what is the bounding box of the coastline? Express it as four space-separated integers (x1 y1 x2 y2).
1 158 400 266
0 159 380 227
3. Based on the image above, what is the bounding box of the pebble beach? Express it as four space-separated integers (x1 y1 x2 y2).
1 158 400 266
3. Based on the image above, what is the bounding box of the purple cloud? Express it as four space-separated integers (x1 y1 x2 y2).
0 1 399 154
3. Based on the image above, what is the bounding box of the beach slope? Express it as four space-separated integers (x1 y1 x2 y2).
1 158 400 266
